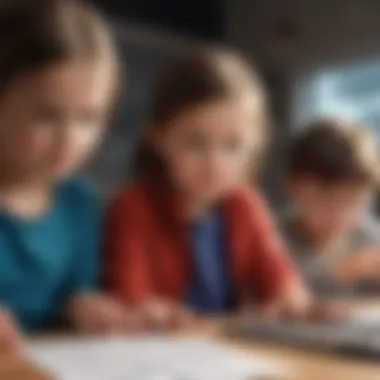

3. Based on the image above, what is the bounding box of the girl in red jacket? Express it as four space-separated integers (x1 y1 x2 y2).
106 47 311 330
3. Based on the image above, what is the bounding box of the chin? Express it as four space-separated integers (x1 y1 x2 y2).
199 187 228 202
52 165 73 179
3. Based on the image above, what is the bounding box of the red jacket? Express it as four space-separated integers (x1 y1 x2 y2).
105 177 300 307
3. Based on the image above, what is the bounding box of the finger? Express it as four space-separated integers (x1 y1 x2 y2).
107 310 134 334
170 307 193 330
124 310 144 332
260 303 282 320
180 309 201 329
142 302 172 331
96 308 122 334
78 313 106 334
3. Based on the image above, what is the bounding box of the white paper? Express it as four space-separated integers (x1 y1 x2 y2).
350 305 380 325
27 336 286 380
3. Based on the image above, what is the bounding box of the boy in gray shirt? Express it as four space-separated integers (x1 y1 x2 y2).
281 118 380 297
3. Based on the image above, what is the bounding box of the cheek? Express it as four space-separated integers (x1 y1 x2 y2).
311 206 355 232
167 148 201 179
66 128 103 162
19 125 55 157
213 151 251 188
341 205 363 226
311 210 332 225
227 154 250 179
298 196 327 224
163 146 208 194
166 148 246 187
304 211 335 236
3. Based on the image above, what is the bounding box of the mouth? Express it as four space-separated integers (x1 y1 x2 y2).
52 158 71 173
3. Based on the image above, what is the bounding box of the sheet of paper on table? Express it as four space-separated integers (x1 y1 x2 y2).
27 336 287 380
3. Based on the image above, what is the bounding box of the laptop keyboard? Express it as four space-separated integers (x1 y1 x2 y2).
227 318 380 356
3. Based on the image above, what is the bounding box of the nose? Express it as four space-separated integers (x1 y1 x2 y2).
49 123 74 160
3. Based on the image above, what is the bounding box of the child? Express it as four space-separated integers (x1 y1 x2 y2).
0 0 129 349
282 118 380 297
105 47 312 330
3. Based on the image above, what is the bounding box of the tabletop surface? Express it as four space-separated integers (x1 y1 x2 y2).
2 302 380 380
199 315 380 380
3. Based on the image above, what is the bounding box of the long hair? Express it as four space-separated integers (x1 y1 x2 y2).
0 0 117 93
133 46 268 179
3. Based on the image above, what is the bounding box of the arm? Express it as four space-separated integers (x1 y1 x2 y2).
332 217 380 285
245 192 310 311
238 191 347 321
332 246 380 284
0 308 23 354
105 190 197 331
64 182 130 333
105 190 153 304
67 183 101 295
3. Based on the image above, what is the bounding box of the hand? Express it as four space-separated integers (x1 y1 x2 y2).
262 290 349 323
262 284 313 320
0 308 23 355
305 301 350 323
67 293 140 334
140 298 198 331
333 246 380 283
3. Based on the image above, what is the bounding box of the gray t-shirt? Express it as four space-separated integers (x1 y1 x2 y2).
280 212 380 297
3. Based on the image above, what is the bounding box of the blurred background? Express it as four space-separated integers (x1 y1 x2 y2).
89 0 380 209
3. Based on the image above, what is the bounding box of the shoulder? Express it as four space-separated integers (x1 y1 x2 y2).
58 176 95 196
108 181 152 214
106 181 157 235
223 186 280 239
226 185 264 206
225 186 272 217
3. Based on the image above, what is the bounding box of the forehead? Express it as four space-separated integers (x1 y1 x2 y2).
301 177 370 196
4 60 115 106
169 98 261 133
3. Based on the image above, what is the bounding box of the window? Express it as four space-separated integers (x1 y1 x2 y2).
294 59 380 139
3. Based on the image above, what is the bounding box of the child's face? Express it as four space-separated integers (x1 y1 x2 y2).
290 178 372 238
0 60 113 181
157 98 261 202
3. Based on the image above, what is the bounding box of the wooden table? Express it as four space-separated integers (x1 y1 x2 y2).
198 318 380 380
2 303 380 380
219 335 380 380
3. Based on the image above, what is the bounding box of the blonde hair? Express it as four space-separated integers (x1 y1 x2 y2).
0 0 117 93
134 46 268 177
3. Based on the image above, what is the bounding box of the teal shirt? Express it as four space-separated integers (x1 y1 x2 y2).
0 179 100 330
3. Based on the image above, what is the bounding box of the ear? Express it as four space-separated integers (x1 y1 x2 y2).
285 175 301 198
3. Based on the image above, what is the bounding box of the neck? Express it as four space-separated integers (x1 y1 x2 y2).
148 174 218 221
0 176 52 219
179 192 216 221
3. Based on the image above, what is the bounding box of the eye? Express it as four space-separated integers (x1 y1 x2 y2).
225 136 244 153
183 132 207 151
34 106 61 124
78 108 104 127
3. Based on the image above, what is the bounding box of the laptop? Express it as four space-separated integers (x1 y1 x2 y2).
226 310 380 358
